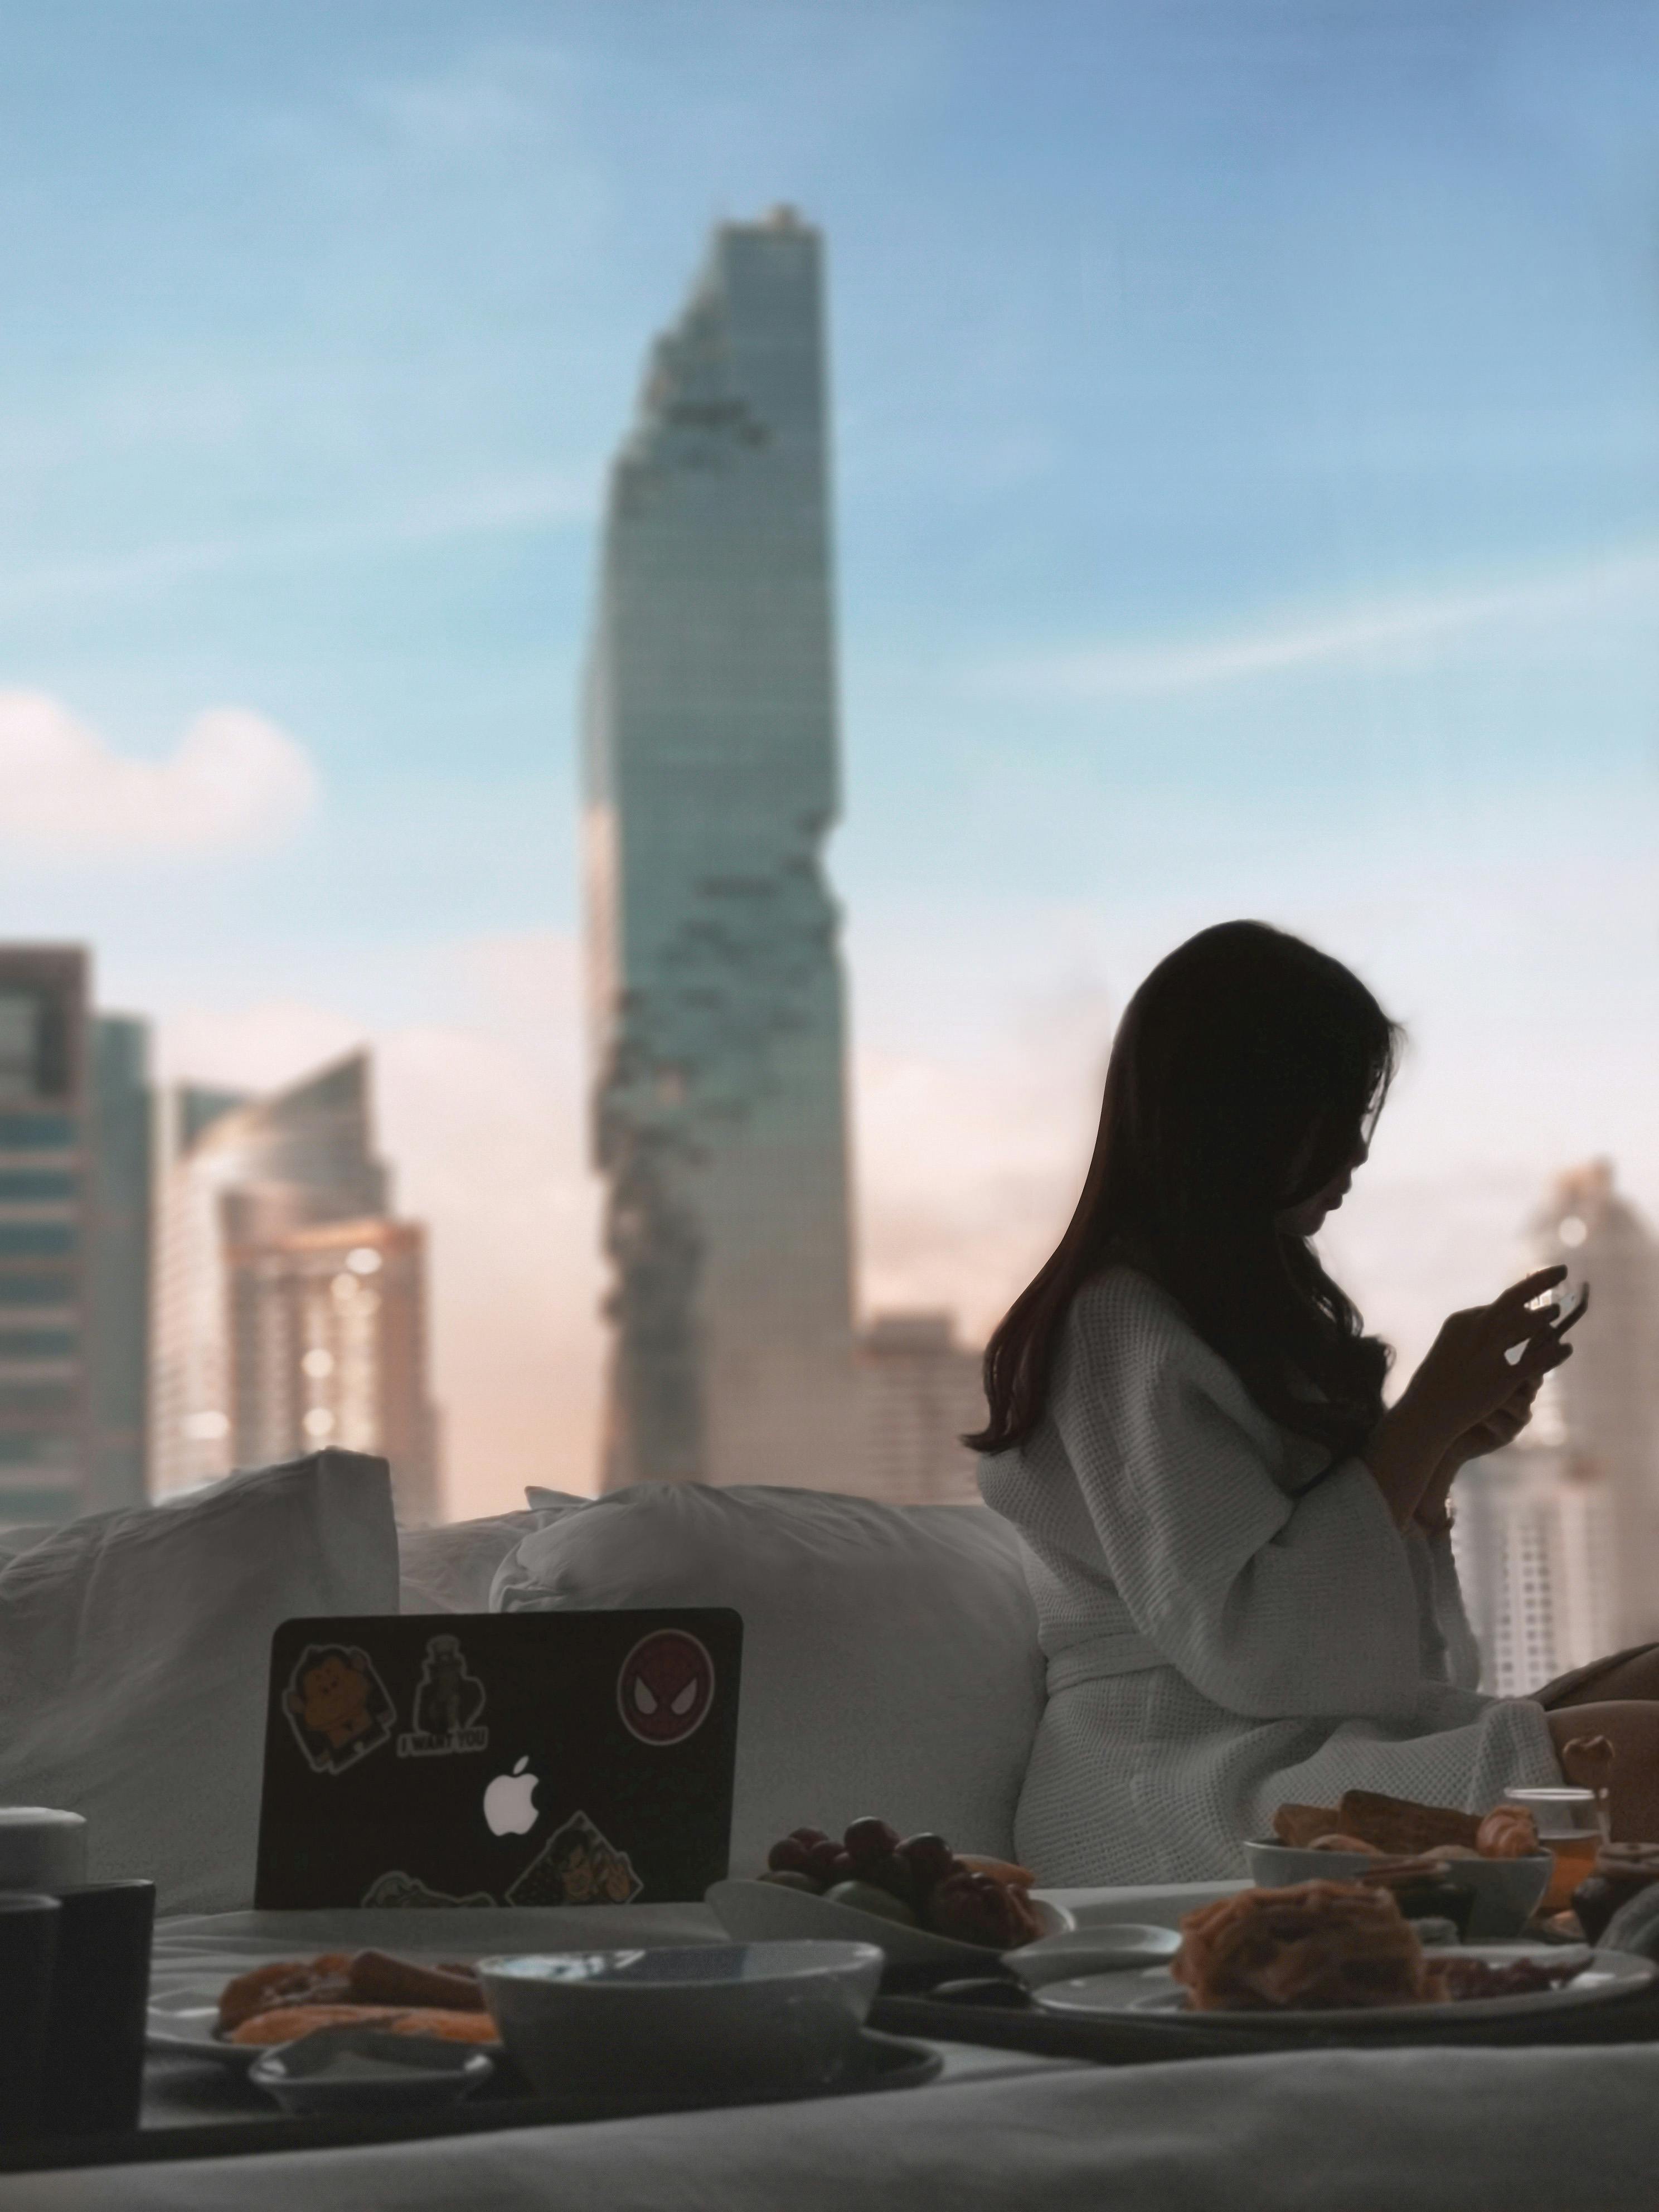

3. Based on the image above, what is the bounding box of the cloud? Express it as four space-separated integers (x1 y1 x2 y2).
0 474 596 614
0 693 319 858
970 544 1659 702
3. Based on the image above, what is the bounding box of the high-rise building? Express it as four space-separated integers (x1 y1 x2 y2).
152 1051 439 1520
1531 1161 1659 1646
1453 1443 1616 1695
0 949 92 1530
226 1216 438 1525
583 208 857 1492
856 1313 985 1505
0 950 154 1531
86 1015 152 1514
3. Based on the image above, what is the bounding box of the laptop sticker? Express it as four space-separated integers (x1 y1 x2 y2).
617 1628 715 1746
396 1633 490 1759
505 1811 643 1907
361 1869 497 1909
283 1643 397 1776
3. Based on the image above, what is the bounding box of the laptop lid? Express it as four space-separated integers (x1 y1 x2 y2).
255 1610 743 1910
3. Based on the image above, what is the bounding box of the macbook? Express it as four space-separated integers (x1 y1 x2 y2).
255 1609 743 1910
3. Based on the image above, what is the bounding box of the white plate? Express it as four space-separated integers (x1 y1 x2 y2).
705 1879 1073 1969
145 1985 503 2069
1036 1944 1656 2031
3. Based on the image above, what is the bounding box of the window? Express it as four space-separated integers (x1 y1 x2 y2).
0 1170 76 1202
0 1225 76 1260
0 1114 76 1153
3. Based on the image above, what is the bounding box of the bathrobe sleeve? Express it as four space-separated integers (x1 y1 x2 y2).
1050 1278 1423 1722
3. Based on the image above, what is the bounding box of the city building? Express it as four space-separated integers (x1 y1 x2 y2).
1531 1161 1659 1646
152 1051 439 1520
583 208 857 1492
1453 1443 1616 1696
0 948 153 1532
855 1312 985 1505
86 1014 153 1515
0 949 92 1530
226 1216 438 1525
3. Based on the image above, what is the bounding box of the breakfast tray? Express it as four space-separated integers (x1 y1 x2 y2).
871 1978 1659 2064
0 2033 945 2176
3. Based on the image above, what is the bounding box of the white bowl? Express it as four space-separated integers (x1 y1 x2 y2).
478 1942 882 2097
1242 1840 1551 1939
706 1877 1072 1969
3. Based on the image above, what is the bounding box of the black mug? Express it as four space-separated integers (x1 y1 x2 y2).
36 1881 156 2138
0 1895 60 2140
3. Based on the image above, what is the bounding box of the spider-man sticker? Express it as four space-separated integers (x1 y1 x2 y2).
617 1629 716 1746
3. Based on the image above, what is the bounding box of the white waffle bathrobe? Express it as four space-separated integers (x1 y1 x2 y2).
979 1265 1560 1885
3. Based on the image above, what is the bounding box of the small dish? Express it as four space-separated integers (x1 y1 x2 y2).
479 1941 882 2097
706 1878 1073 1969
1003 1923 1181 1990
249 2027 495 2114
1241 1841 1551 1939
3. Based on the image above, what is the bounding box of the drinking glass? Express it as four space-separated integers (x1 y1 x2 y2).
1503 1786 1606 1915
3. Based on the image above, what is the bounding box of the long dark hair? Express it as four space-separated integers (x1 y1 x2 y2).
967 921 1400 1459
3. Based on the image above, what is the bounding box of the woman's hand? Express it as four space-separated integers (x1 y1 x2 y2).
1364 1267 1571 1530
1405 1267 1572 1439
1447 1374 1542 1467
1412 1375 1541 1536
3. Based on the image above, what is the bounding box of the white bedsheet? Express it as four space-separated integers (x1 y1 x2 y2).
4 1904 1655 2211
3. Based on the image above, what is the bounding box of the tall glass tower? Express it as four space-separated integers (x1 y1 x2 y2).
584 208 857 1492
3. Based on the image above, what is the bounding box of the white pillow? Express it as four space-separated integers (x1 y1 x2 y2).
0 1449 399 1913
399 1492 587 1615
492 1484 1045 1873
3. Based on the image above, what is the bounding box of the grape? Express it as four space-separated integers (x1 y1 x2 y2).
895 1832 955 1893
767 1836 817 1875
843 1817 902 1867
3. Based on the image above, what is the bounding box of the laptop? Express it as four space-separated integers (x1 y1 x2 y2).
254 1609 743 1910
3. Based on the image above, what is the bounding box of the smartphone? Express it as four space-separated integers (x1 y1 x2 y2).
1551 1282 1590 1338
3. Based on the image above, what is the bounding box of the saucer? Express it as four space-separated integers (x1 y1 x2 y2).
249 2027 495 2114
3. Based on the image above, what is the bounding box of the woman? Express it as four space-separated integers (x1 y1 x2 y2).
973 920 1659 1884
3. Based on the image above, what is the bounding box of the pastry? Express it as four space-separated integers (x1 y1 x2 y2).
228 2004 498 2046
218 1954 352 2032
1334 1791 1482 1856
1173 1881 1428 2011
1473 1807 1541 1860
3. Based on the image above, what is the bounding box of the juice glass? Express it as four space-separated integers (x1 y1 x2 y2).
1503 1786 1607 1915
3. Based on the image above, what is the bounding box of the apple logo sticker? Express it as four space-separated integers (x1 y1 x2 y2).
482 1754 541 1837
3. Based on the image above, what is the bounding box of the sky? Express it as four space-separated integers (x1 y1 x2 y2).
1 1 1656 1514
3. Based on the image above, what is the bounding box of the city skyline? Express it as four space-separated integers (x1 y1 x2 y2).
0 8 1654 1510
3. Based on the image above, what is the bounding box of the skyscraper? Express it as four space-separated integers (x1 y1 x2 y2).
0 950 154 1531
1453 1444 1616 1695
152 1051 439 1519
226 1216 438 1524
0 949 92 1529
86 1015 152 1514
1532 1161 1659 1646
583 209 857 1492
856 1312 986 1505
